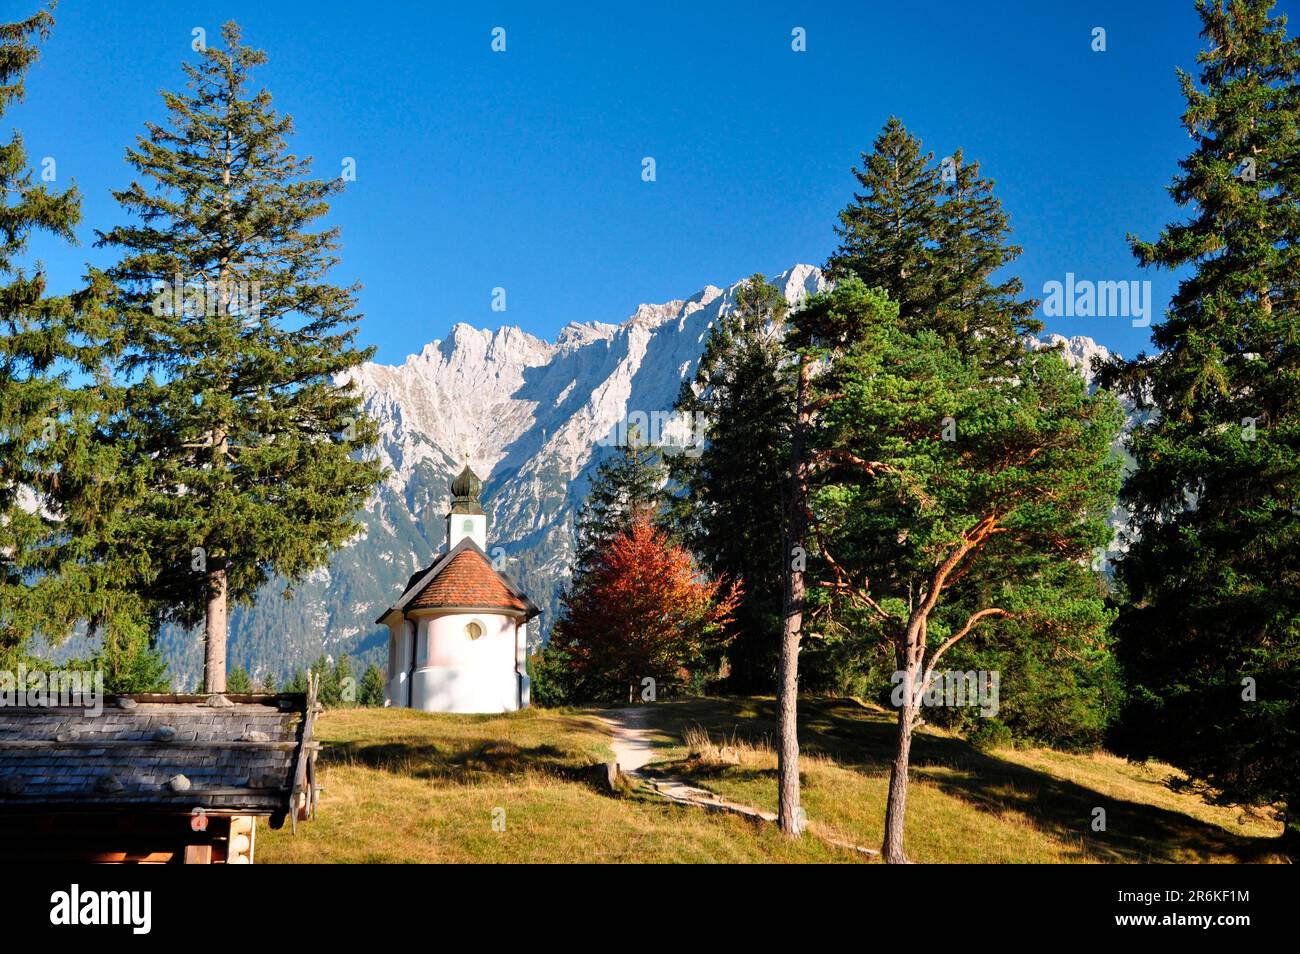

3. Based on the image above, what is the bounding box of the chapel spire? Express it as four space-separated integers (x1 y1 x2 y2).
446 464 487 550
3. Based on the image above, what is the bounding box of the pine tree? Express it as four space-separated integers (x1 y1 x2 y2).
549 515 739 703
670 274 794 692
93 22 384 692
0 6 87 660
827 118 1040 367
799 277 1121 862
357 663 385 706
226 665 253 693
826 117 943 322
1100 0 1300 850
572 437 664 574
334 652 355 707
774 277 904 836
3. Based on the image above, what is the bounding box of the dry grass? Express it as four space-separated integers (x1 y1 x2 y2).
640 697 1287 864
255 699 1286 864
256 706 856 863
681 723 773 767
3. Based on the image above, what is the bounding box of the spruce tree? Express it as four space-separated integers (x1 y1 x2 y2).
572 436 664 572
827 119 1040 366
334 652 355 706
826 117 943 322
1101 0 1300 849
226 665 253 693
309 653 340 706
0 6 137 662
931 149 1041 366
94 22 383 692
670 274 794 691
0 6 60 657
357 662 385 706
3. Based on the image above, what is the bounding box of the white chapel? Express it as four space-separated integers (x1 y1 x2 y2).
376 465 539 713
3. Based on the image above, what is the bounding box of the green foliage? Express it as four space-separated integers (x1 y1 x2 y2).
310 654 340 706
923 615 1123 750
815 123 1117 750
826 117 943 320
796 278 1122 741
527 649 570 707
573 438 665 572
283 669 307 694
0 6 147 661
1099 0 1300 838
670 274 794 692
259 669 277 693
357 663 385 707
85 618 171 694
87 22 384 685
826 116 1040 369
334 652 356 707
226 665 253 693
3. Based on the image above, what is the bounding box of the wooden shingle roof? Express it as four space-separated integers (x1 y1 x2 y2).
407 546 529 612
0 693 318 827
376 537 540 622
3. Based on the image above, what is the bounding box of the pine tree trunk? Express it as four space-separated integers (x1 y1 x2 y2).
777 601 802 835
778 354 812 837
883 626 923 863
882 698 915 863
204 565 228 693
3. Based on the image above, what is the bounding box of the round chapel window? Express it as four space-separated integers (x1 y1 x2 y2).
465 621 483 640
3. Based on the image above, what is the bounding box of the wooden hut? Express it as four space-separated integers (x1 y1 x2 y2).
0 689 319 863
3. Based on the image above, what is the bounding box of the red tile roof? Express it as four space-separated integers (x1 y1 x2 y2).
406 546 530 613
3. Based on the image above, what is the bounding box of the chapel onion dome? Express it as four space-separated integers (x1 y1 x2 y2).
450 464 485 515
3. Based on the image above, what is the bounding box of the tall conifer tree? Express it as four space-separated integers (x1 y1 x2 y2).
826 117 943 322
671 274 794 691
95 22 382 691
1102 0 1300 849
0 5 101 660
931 149 1040 367
828 118 1040 365
572 437 664 573
796 278 1120 862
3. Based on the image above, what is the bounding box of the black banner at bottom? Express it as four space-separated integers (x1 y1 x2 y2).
2 861 1286 942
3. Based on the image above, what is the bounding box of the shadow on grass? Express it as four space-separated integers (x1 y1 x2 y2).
649 696 1284 863
321 737 610 791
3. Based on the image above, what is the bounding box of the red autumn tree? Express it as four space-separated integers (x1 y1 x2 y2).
550 514 740 702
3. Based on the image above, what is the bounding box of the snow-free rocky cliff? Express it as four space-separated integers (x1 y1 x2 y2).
156 265 1122 686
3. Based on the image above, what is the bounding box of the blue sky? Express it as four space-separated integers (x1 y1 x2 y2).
15 0 1295 363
